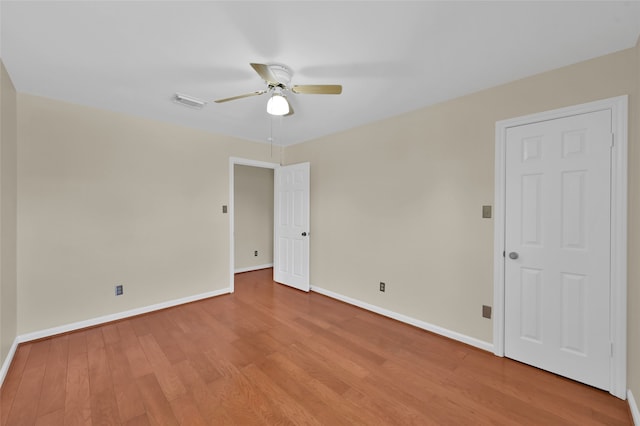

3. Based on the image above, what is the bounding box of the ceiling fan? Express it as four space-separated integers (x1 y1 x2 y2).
214 63 342 116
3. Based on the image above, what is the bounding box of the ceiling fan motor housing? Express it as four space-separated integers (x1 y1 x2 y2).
268 63 293 88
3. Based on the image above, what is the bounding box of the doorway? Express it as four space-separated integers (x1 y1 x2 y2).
233 164 275 274
493 96 628 399
229 157 312 293
228 158 279 292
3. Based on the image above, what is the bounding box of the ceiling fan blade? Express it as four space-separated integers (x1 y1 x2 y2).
292 85 342 95
214 90 266 103
250 63 280 86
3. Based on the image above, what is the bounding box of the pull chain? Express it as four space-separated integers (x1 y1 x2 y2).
270 115 273 158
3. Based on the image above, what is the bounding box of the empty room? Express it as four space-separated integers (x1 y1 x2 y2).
1 1 639 425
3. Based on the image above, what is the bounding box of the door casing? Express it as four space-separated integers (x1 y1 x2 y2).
493 96 628 399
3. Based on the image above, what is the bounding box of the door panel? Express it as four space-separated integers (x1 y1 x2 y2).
519 267 542 343
504 110 611 390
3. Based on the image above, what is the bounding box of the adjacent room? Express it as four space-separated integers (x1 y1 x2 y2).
1 1 640 424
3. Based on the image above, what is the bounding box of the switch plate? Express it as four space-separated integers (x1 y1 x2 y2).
115 285 124 296
379 282 385 292
222 205 228 214
482 205 492 219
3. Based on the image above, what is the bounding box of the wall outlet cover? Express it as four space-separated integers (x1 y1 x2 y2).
482 305 492 319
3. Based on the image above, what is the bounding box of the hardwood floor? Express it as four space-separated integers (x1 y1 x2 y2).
0 268 632 425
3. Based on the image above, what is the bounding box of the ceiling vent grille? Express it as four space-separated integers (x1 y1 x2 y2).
173 93 207 109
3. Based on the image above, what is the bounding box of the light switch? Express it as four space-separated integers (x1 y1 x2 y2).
222 205 227 213
482 205 492 219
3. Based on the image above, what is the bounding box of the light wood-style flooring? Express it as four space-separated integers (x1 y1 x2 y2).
0 268 632 425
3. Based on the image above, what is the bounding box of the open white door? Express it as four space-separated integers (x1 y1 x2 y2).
274 162 310 291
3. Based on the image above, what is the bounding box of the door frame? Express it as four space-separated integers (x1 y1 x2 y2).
492 95 628 399
228 157 279 293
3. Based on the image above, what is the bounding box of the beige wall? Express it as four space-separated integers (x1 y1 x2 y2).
0 60 18 364
17 94 282 334
285 48 636 348
234 165 273 271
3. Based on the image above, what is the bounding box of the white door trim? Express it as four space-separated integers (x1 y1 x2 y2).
493 95 628 399
229 157 279 293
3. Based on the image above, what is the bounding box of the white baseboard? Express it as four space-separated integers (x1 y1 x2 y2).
0 337 19 388
310 285 494 353
234 263 273 274
629 390 639 426
16 288 230 345
1 288 229 389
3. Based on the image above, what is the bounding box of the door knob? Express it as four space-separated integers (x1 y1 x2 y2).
508 252 519 260
301 232 307 236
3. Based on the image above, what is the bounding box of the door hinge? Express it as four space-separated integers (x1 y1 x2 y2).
611 133 615 148
502 250 505 258
610 342 614 357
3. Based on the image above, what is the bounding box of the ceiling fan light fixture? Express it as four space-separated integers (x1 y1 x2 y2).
266 93 290 116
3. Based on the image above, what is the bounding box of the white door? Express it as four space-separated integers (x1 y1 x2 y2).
504 110 612 390
274 162 310 291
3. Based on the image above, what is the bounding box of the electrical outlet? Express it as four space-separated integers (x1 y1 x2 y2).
482 305 492 319
379 282 385 292
254 250 258 257
115 285 124 296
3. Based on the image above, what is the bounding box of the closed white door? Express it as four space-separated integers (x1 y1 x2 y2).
274 162 310 291
504 110 612 390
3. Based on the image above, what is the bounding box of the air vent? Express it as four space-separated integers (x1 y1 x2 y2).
173 93 207 109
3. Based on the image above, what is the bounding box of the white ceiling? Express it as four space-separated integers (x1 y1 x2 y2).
2 1 639 146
